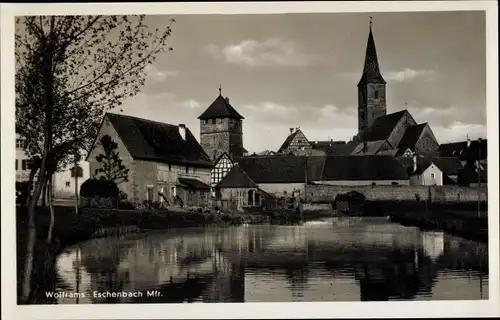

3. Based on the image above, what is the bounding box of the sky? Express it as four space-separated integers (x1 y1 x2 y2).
113 11 487 154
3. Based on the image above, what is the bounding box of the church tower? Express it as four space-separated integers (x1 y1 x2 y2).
358 18 387 133
198 87 245 161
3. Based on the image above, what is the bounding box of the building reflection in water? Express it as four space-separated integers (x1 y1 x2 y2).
54 218 489 303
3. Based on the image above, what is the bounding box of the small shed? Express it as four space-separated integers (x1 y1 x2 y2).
335 191 366 216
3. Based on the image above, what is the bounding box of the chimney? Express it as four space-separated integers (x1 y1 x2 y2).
225 97 230 104
289 128 294 135
178 124 186 140
466 135 471 148
363 142 367 153
413 154 418 173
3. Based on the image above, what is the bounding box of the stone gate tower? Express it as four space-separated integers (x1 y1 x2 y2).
358 18 387 133
198 87 245 161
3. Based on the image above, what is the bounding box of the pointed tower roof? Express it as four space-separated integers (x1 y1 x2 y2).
198 86 244 120
358 18 386 86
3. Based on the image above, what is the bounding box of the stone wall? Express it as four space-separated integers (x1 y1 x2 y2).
304 184 488 203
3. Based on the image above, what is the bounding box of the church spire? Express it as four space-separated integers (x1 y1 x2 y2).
358 17 386 86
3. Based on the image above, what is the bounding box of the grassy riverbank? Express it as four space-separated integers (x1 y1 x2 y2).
16 205 267 304
389 210 488 243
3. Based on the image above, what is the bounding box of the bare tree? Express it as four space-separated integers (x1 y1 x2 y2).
15 15 174 303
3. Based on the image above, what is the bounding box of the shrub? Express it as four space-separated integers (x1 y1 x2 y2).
80 178 119 198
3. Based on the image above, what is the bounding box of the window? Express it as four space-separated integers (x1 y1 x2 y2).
168 164 171 171
22 160 27 171
374 91 379 99
248 190 254 206
16 139 25 149
26 160 33 170
65 181 70 187
185 166 189 174
204 119 208 124
147 186 154 201
15 159 18 170
430 173 435 179
212 119 216 124
70 166 83 178
392 182 399 186
371 182 377 186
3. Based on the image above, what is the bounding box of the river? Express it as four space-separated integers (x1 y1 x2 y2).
51 217 488 303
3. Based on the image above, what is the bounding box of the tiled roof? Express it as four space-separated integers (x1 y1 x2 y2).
325 142 359 155
178 177 211 190
438 139 487 161
358 26 386 86
397 123 427 150
278 129 309 153
237 156 308 183
351 140 387 155
105 113 213 168
357 110 407 142
320 155 409 181
398 156 463 177
198 94 244 120
306 156 326 181
432 157 463 176
232 155 409 184
217 165 258 188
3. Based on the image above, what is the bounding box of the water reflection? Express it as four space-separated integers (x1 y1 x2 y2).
53 218 488 303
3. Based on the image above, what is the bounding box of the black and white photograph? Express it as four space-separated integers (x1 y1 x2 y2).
1 1 498 319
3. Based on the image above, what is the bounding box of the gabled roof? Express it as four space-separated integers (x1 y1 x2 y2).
325 142 359 155
357 110 408 142
432 157 464 176
104 113 213 168
358 24 386 86
278 129 308 153
214 151 232 165
217 165 258 188
398 156 463 177
397 123 427 150
320 155 409 181
237 156 308 183
351 140 388 155
198 94 244 120
230 155 409 185
438 139 487 161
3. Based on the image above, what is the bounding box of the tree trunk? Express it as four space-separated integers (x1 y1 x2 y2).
41 182 47 207
21 172 47 303
47 176 55 243
21 24 55 302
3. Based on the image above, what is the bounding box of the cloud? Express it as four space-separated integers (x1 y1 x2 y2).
144 64 179 82
432 121 487 144
182 99 201 109
384 68 436 83
205 38 318 68
239 102 358 152
403 103 486 143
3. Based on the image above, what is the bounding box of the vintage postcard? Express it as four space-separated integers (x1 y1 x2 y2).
1 1 498 319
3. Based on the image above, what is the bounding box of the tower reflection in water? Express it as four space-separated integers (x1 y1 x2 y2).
55 219 488 303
